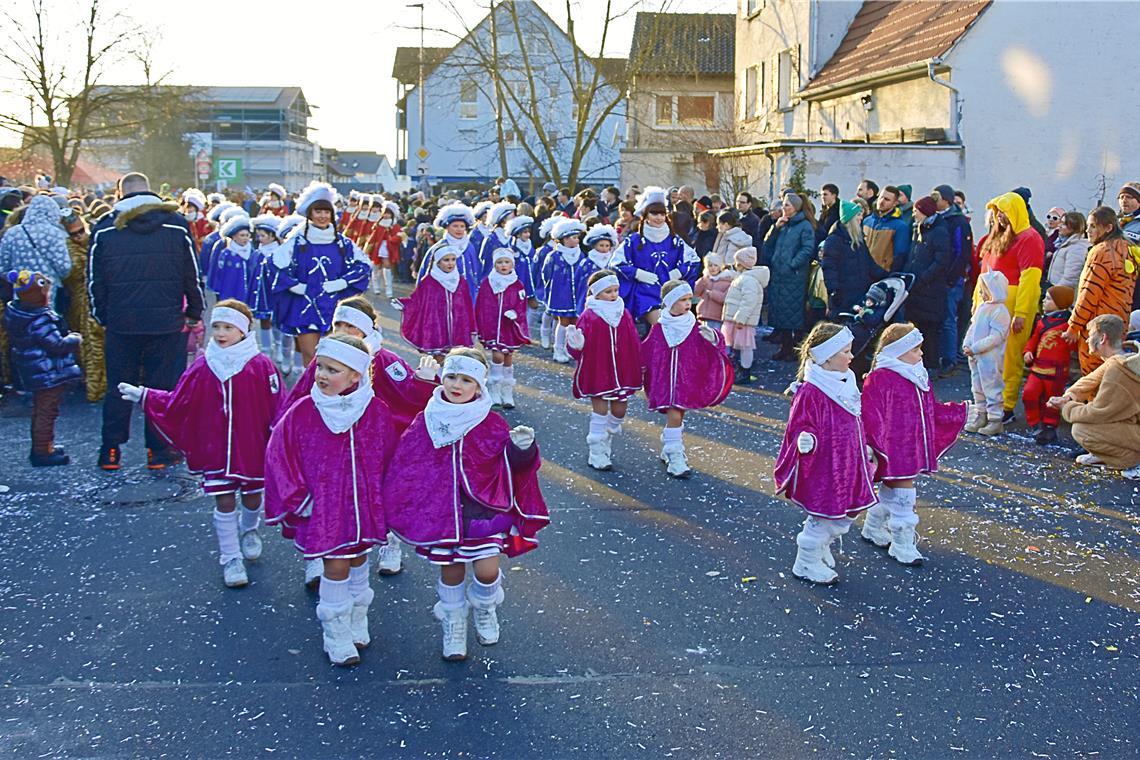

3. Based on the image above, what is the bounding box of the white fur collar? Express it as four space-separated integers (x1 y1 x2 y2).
430 263 461 292
587 296 625 328
310 380 374 434
657 309 696 347
487 269 519 294
205 333 259 383
423 385 492 448
643 223 670 243
805 362 861 416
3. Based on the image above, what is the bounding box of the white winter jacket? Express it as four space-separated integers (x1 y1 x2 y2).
1047 234 1090 289
722 266 771 326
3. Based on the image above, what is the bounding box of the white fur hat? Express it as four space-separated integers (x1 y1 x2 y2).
251 214 281 236
383 200 401 219
634 185 668 217
434 202 476 228
488 201 516 227
267 182 287 200
473 200 493 221
206 201 235 223
219 205 246 225
295 181 338 216
278 213 306 240
492 247 515 264
348 189 360 201
221 213 252 239
539 213 565 240
552 217 587 241
583 224 618 248
206 192 226 205
181 189 207 210
506 215 533 237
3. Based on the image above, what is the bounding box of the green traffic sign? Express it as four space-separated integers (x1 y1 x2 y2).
214 158 243 181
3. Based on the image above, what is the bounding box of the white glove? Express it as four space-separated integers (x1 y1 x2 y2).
390 298 405 312
288 283 307 295
668 268 683 282
796 431 816 454
414 355 438 381
634 268 659 285
866 444 875 463
699 324 718 343
323 278 348 294
509 425 535 449
118 382 143 403
565 325 585 350
504 309 518 321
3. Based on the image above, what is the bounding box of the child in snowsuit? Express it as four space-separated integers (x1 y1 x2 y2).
720 246 770 385
963 271 1012 435
1021 285 1075 445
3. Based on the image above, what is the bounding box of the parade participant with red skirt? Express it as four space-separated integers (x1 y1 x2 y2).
475 247 530 408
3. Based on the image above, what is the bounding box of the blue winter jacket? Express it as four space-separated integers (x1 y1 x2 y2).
3 300 81 391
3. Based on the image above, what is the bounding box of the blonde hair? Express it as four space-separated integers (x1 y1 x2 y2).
871 322 919 370
212 298 253 322
446 346 489 368
336 294 376 321
796 321 846 380
660 279 688 299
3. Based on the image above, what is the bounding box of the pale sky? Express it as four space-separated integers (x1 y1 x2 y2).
91 0 734 158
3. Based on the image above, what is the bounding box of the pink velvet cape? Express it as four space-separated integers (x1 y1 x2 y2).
773 383 878 519
264 395 397 558
641 323 733 411
279 349 435 434
568 307 643 400
384 412 550 558
142 353 284 482
399 274 476 353
475 279 531 352
862 367 967 480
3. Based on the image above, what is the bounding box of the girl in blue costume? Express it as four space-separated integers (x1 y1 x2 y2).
248 214 281 361
540 218 587 363
479 201 517 278
207 213 256 304
611 186 700 325
416 203 482 301
269 182 370 367
468 201 493 262
507 215 540 342
576 224 618 313
268 214 305 376
534 214 561 349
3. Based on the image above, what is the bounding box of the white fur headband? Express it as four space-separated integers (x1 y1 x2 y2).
662 282 693 310
333 304 376 338
211 306 250 334
589 274 619 296
879 328 922 359
441 354 487 383
809 327 855 364
316 338 371 375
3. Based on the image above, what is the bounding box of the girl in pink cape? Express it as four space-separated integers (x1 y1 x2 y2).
565 269 643 471
279 295 437 584
396 247 475 360
773 322 878 585
641 280 733 478
265 336 398 667
475 247 530 409
117 300 284 590
861 323 967 566
385 348 549 662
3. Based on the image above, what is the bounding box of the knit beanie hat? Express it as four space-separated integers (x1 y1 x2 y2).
1120 182 1140 202
1047 285 1075 311
838 199 861 225
704 252 725 270
734 246 758 268
914 196 938 217
932 184 955 204
6 269 49 307
784 193 803 212
897 184 912 200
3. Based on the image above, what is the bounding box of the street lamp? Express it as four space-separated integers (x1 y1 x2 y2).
407 2 426 179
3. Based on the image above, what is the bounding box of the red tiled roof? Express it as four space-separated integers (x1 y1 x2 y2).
805 0 991 92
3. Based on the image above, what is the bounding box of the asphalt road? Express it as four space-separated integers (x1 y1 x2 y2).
1 292 1137 758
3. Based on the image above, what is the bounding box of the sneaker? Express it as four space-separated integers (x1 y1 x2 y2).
792 542 838 585
240 529 263 561
586 433 612 471
978 415 1004 436
98 445 121 471
222 558 248 588
29 449 70 467
1075 452 1104 467
304 559 323 589
1122 464 1140 481
376 537 403 576
662 444 692 479
471 606 500 646
1034 426 1058 446
1001 409 1016 425
433 602 469 661
887 526 925 566
147 447 180 470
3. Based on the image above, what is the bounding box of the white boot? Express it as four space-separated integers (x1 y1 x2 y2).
888 525 925 565
963 403 986 433
370 268 382 295
861 502 892 548
376 532 403 575
382 267 393 298
467 579 505 646
792 519 838 584
304 559 323 589
978 414 1004 436
486 378 502 407
317 601 360 666
586 432 612 471
662 442 691 478
433 602 469 661
500 378 515 409
349 586 374 649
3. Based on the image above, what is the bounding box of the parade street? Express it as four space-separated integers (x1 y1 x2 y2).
1 292 1137 759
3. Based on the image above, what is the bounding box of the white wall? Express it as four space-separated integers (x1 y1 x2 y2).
949 0 1134 212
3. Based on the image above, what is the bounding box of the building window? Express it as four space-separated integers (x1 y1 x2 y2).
655 95 673 126
677 95 714 125
778 49 794 110
746 0 764 15
460 80 478 120
744 67 758 119
504 128 518 147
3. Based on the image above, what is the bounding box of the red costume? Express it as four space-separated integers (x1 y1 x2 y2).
1021 309 1073 428
366 223 402 265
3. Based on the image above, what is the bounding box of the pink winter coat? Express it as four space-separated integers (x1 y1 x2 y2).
641 321 733 412
694 272 733 322
475 277 531 352
569 307 643 400
399 274 476 353
862 367 967 480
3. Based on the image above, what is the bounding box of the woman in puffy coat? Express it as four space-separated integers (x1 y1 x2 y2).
820 200 884 319
1046 211 1090 289
762 193 816 360
901 196 954 368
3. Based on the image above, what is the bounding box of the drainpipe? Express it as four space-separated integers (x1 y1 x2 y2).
927 58 960 142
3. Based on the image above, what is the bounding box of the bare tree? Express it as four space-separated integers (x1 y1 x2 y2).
0 0 150 185
425 0 677 190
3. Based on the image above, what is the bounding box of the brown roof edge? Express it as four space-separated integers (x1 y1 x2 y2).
799 60 938 100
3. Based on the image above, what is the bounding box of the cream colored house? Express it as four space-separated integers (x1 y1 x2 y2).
620 13 736 194
713 0 1135 212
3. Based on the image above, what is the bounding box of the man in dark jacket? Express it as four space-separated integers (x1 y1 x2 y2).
933 184 974 375
88 172 204 470
734 192 762 248
671 185 696 244
815 183 840 247
902 196 953 368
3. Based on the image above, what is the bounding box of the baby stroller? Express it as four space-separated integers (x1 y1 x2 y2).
837 273 914 377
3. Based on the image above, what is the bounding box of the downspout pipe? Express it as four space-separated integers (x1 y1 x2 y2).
928 58 960 142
